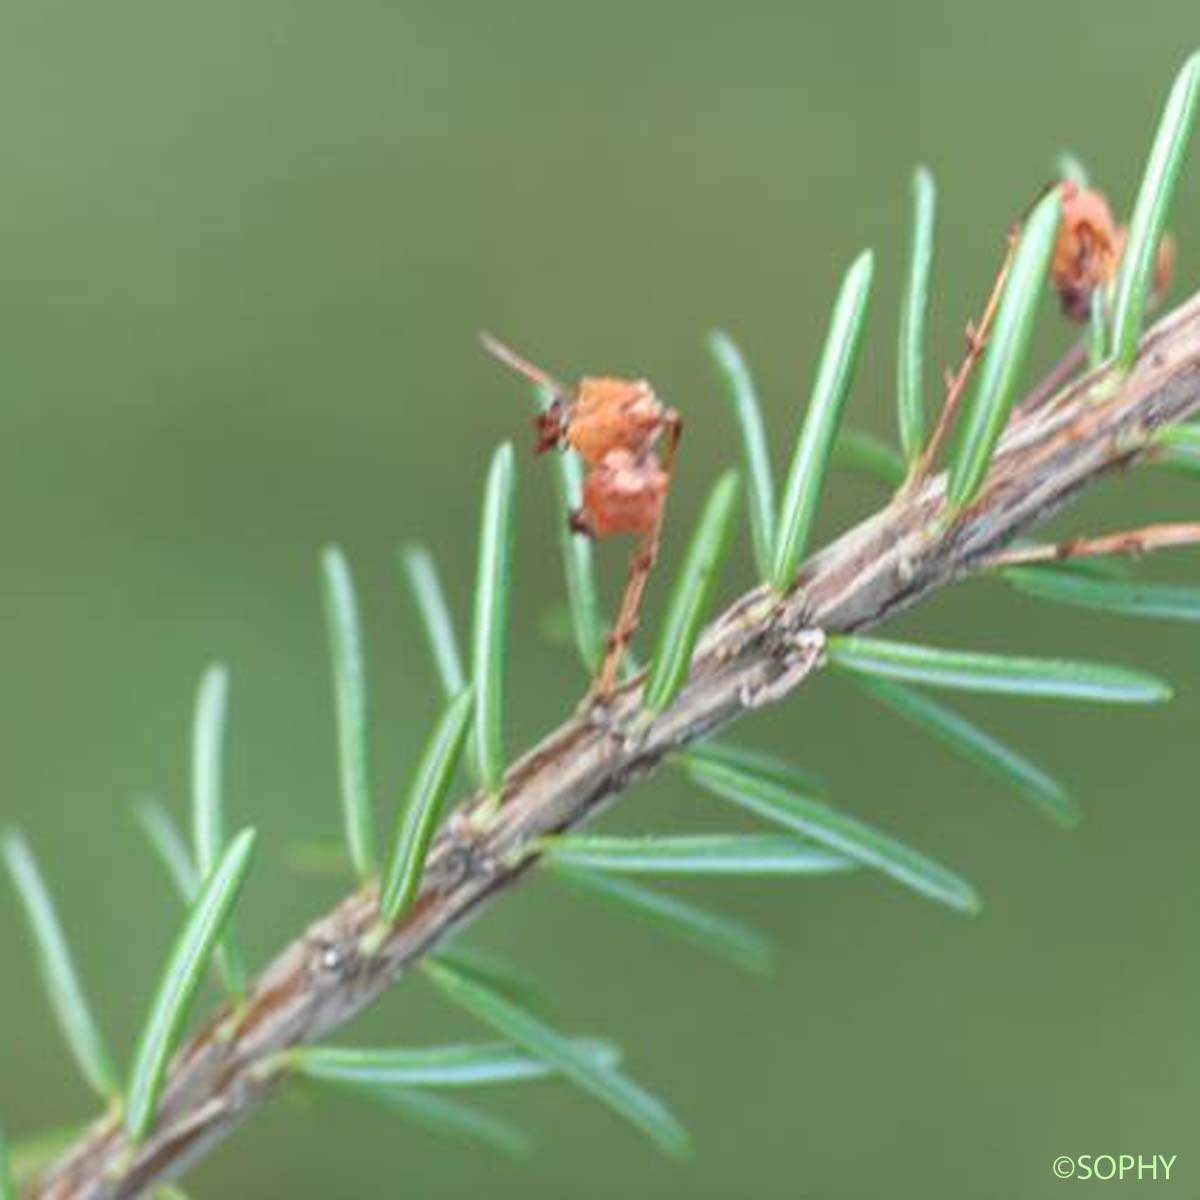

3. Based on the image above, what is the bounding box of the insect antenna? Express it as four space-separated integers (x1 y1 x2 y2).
479 332 572 401
480 332 574 453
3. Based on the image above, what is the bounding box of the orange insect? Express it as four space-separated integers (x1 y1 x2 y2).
480 333 682 696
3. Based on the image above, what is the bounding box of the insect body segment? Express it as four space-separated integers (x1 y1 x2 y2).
574 448 669 539
481 334 682 695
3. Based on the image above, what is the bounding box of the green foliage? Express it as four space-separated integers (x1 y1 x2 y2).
190 665 247 999
1005 566 1200 622
708 330 778 578
643 471 741 712
682 740 828 797
534 386 608 673
6 1126 80 1189
191 664 229 878
1 831 120 1102
550 862 772 974
136 799 199 899
286 1039 618 1088
848 674 1078 827
349 1086 532 1158
543 833 852 875
425 958 690 1157
472 443 517 793
1056 151 1090 186
1152 422 1200 474
400 544 468 699
772 250 874 590
947 189 1061 509
1110 52 1200 366
135 800 245 996
0 1121 13 1200
898 166 937 462
320 546 376 879
828 635 1172 703
430 948 550 1017
1088 288 1110 369
683 745 980 914
126 829 258 1142
833 428 907 489
379 689 475 924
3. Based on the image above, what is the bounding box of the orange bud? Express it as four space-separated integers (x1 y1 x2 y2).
1153 232 1176 302
1052 182 1120 321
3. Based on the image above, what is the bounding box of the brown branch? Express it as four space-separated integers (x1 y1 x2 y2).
978 522 1200 569
26 290 1200 1200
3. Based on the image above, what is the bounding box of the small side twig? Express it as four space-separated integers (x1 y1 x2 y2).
977 522 1200 569
906 226 1019 488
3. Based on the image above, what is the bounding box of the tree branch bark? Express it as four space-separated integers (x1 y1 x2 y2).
28 290 1200 1199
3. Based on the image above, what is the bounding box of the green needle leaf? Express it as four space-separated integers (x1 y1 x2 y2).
1005 566 1200 622
379 689 475 924
287 1039 618 1088
190 666 246 999
707 331 777 578
682 751 979 914
430 948 550 1017
948 188 1061 510
682 741 828 798
1087 287 1110 369
472 443 517 794
543 833 853 875
134 799 247 998
643 471 741 713
551 863 772 974
351 1086 531 1158
833 428 907 489
1151 422 1200 475
533 387 607 673
1056 151 1090 187
848 674 1079 827
772 249 874 590
9 1125 80 1189
828 634 1171 703
399 544 467 699
135 798 199 900
0 1121 13 1200
320 546 376 879
191 664 229 876
125 828 258 1143
1 831 120 1101
1110 52 1200 366
898 167 937 462
425 958 689 1157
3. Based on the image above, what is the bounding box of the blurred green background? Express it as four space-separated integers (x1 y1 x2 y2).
2 1 1199 1195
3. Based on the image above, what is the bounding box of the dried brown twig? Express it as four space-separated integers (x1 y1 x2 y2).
979 522 1200 568
27 290 1200 1199
906 227 1019 487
